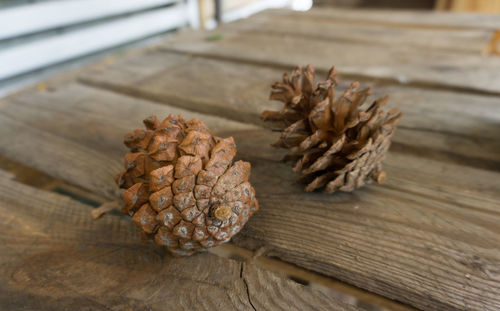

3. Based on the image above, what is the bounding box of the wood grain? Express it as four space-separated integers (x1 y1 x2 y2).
158 25 500 95
1 82 499 310
0 82 257 200
235 131 500 311
0 171 359 311
79 49 500 171
263 7 500 30
0 156 412 311
226 11 492 54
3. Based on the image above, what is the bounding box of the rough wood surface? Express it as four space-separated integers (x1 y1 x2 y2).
0 82 257 200
236 138 500 311
79 49 500 171
0 170 359 311
264 7 500 30
159 27 500 95
226 11 492 54
1 81 500 310
2 7 500 311
0 157 413 311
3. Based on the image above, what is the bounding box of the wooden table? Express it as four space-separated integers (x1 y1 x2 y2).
1 7 500 311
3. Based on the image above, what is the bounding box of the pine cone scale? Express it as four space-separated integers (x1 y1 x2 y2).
116 115 258 256
262 65 401 193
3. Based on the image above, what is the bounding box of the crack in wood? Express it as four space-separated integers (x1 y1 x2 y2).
240 263 257 311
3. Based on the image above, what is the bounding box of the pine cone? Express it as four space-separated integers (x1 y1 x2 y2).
115 115 258 256
261 65 402 193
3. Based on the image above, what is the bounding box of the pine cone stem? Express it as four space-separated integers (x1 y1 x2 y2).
370 170 387 184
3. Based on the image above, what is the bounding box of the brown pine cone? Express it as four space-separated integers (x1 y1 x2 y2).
115 115 258 256
261 65 402 193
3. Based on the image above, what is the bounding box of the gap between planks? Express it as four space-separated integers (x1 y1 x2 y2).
80 46 500 103
234 28 487 56
76 49 500 173
210 244 415 311
155 12 500 96
218 12 494 56
1 81 499 310
0 156 414 311
0 167 365 311
273 12 497 32
261 8 500 31
82 69 500 173
155 47 500 98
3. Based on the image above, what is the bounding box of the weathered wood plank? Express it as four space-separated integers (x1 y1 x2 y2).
1 83 500 310
263 7 500 30
235 132 500 311
79 49 500 171
158 25 500 95
0 82 257 200
226 11 492 54
0 171 359 311
0 158 413 311
212 244 416 311
78 50 277 125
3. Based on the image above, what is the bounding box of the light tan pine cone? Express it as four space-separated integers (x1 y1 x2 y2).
261 65 402 193
115 115 258 256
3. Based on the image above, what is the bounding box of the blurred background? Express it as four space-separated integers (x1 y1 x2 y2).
0 0 499 96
